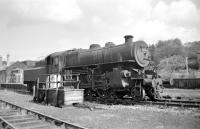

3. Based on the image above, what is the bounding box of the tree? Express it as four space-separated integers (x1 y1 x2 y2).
158 55 186 72
148 44 156 61
185 41 200 57
184 41 200 69
153 38 185 64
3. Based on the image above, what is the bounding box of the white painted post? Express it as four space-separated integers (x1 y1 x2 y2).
77 75 79 89
33 85 35 97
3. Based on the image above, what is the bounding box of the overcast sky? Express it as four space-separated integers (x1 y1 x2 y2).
0 0 200 61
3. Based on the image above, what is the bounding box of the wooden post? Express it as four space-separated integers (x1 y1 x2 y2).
48 75 50 88
61 69 63 87
36 78 39 99
46 75 50 105
91 69 94 90
55 73 59 107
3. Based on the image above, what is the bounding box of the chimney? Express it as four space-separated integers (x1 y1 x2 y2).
124 35 134 44
0 56 2 67
7 54 10 66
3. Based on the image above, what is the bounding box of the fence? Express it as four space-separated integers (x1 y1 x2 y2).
164 78 200 89
0 83 27 92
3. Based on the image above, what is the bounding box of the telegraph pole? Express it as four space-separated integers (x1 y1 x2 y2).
186 57 189 74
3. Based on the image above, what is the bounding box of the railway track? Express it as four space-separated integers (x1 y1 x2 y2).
140 100 200 108
1 88 200 109
0 100 88 129
157 99 200 105
86 97 200 108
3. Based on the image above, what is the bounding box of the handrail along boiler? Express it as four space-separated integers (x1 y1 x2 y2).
44 35 156 101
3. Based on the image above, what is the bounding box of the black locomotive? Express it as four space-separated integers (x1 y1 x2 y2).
25 35 157 101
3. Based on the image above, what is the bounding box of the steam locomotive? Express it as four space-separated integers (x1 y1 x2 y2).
25 35 157 101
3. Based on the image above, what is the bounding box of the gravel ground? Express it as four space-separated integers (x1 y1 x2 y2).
0 90 200 129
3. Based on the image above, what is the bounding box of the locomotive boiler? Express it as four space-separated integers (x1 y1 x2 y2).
43 35 156 100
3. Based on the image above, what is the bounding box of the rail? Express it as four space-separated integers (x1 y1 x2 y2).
0 99 88 129
86 97 200 108
140 100 200 108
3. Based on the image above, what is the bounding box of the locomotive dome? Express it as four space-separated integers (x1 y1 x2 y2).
89 44 101 50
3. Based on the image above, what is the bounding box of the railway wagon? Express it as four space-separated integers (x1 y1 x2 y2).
42 35 157 101
24 67 46 92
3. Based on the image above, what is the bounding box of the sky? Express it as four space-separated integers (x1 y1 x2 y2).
0 0 200 61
